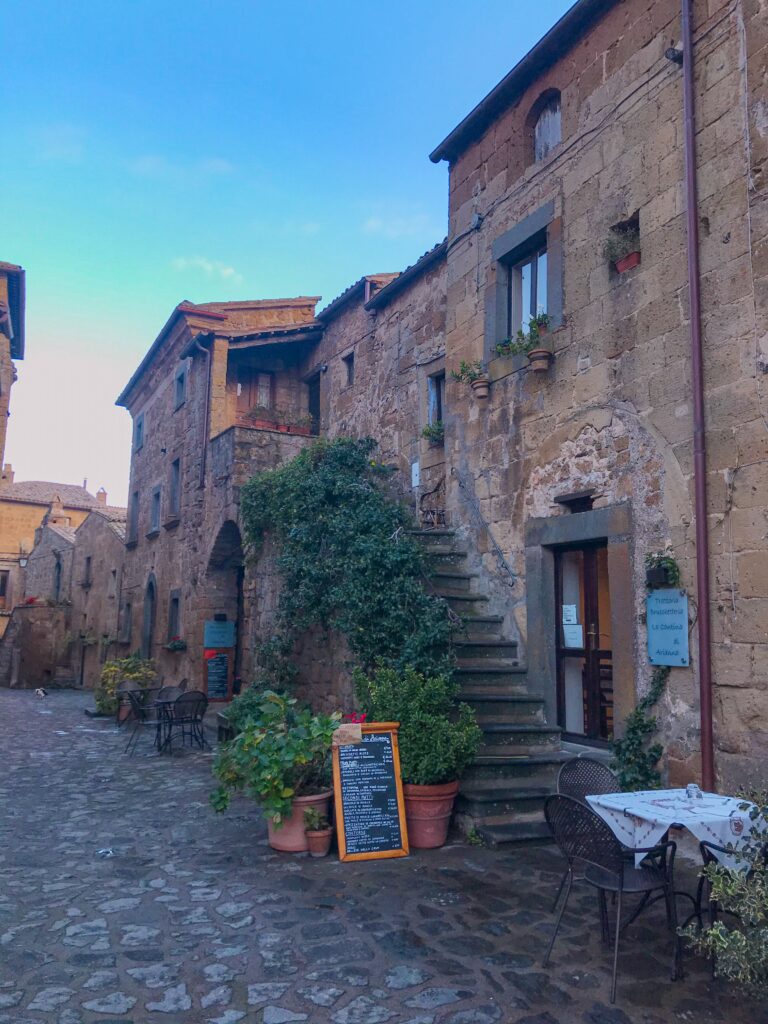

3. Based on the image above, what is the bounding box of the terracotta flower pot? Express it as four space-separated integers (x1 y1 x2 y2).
403 780 459 849
266 790 332 853
470 376 490 400
614 250 641 273
305 827 334 858
527 348 554 373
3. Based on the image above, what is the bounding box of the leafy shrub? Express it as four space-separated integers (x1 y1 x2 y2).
610 665 667 790
210 690 341 823
354 664 481 786
95 655 156 715
240 437 453 679
684 799 768 995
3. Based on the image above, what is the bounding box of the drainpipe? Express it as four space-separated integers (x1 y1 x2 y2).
680 0 715 790
194 334 212 489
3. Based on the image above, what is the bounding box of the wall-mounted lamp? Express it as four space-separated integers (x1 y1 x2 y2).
320 363 328 373
665 47 684 65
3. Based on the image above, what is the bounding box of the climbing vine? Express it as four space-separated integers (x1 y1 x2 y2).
240 437 454 681
610 664 668 790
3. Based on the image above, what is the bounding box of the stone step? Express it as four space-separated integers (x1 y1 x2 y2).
439 592 491 615
453 638 519 661
409 529 458 551
456 615 505 637
479 723 561 756
473 819 553 847
463 693 546 724
425 548 470 568
456 782 552 820
429 570 478 594
464 750 573 785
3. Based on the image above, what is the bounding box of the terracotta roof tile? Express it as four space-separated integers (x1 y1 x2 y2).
0 481 100 511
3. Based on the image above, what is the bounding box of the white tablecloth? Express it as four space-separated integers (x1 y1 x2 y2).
586 789 754 870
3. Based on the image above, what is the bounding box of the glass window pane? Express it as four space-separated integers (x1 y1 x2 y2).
536 250 547 316
257 374 271 408
520 259 532 329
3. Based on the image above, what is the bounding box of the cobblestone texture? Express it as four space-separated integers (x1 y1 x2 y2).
0 690 764 1023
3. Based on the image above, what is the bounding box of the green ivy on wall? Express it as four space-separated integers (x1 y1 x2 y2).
610 664 668 790
240 437 454 682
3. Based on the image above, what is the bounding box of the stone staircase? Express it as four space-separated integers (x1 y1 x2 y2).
414 527 572 845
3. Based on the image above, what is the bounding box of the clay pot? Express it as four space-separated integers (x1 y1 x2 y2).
470 376 490 400
305 827 334 858
267 790 333 853
403 780 459 849
527 348 554 373
614 250 641 273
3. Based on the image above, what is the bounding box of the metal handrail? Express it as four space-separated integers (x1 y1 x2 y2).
450 467 515 587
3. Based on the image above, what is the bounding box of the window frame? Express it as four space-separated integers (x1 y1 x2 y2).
167 589 181 642
148 486 162 535
127 490 140 545
505 239 548 340
427 372 445 426
168 457 181 519
134 412 145 452
119 601 132 644
174 367 186 410
342 351 355 388
533 93 562 163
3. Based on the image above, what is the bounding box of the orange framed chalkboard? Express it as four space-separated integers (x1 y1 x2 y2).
332 722 409 862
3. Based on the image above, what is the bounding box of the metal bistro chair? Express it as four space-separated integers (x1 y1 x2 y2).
162 691 210 753
550 757 622 910
124 688 165 756
115 678 142 727
544 794 680 1004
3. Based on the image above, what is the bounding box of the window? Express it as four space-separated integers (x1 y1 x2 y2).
169 458 181 518
82 556 93 589
428 373 445 425
167 590 181 641
149 486 161 534
236 368 274 413
107 568 118 599
342 352 355 387
53 557 62 602
119 601 132 644
532 92 561 162
174 367 186 409
0 569 10 609
506 243 547 338
128 490 139 544
134 412 145 451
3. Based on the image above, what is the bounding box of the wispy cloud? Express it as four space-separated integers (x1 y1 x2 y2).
172 257 243 285
361 204 437 241
32 123 87 163
128 155 235 181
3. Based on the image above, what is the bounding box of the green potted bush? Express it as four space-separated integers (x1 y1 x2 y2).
451 360 489 399
304 807 334 858
96 655 156 718
353 665 481 849
210 690 341 853
421 420 445 446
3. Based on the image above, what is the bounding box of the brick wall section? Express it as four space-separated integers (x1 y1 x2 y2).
439 0 768 789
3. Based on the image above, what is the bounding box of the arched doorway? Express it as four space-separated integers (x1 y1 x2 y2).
207 522 245 687
142 574 157 660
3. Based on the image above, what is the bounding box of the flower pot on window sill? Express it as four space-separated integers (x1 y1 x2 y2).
470 376 490 400
527 349 554 373
289 424 312 436
614 251 641 273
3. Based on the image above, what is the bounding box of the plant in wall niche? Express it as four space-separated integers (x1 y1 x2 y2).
603 226 641 273
354 664 481 848
421 420 445 446
683 796 768 995
645 547 681 589
610 664 668 790
451 361 489 398
164 636 187 652
239 437 454 681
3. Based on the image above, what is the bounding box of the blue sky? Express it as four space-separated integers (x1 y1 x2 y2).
4 0 571 504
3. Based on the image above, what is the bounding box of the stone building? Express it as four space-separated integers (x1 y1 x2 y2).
115 0 768 834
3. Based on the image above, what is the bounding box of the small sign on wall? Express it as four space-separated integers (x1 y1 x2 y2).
204 620 235 648
411 462 420 488
647 589 689 667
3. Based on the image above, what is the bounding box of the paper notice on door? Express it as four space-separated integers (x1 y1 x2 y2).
562 604 578 624
562 623 584 648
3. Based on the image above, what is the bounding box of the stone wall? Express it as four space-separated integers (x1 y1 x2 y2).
24 525 75 603
0 605 70 689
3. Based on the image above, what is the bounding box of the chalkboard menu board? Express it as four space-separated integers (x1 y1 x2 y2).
333 723 409 862
205 651 230 701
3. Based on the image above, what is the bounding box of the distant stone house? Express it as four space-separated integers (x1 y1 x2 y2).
115 0 768 834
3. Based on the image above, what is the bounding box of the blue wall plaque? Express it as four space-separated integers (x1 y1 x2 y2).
204 620 236 648
647 589 689 666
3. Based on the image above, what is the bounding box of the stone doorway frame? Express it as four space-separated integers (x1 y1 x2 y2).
524 503 635 739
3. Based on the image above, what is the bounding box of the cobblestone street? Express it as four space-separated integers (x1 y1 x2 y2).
0 690 764 1024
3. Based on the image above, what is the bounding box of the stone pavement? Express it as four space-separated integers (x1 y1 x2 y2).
0 690 764 1024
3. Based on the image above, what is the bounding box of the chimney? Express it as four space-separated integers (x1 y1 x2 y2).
96 487 107 506
1 463 14 487
47 495 72 528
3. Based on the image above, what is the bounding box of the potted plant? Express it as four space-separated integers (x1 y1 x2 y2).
244 404 279 430
304 807 334 857
96 654 156 718
604 226 641 273
525 312 553 372
451 361 489 399
290 414 314 437
645 548 681 589
164 636 187 652
210 689 340 853
353 665 482 849
421 421 445 446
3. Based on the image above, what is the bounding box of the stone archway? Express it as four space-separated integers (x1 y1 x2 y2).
206 521 245 684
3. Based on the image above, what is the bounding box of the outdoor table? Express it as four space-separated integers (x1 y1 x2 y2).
587 789 754 869
151 698 176 752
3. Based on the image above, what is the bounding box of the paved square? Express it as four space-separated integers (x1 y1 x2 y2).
0 690 763 1023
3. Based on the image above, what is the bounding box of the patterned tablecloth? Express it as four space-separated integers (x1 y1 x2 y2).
586 789 754 870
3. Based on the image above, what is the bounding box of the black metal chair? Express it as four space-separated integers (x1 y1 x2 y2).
544 794 680 1004
115 678 141 727
162 691 209 752
124 689 165 755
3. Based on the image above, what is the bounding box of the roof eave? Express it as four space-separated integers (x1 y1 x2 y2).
365 241 447 310
429 0 617 164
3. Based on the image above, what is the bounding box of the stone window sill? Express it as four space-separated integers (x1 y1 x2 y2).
145 528 161 540
125 538 138 550
163 515 181 530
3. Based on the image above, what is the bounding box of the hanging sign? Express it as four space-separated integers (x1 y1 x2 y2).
647 589 689 666
332 722 409 862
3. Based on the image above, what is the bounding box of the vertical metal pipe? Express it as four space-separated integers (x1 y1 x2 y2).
681 0 715 790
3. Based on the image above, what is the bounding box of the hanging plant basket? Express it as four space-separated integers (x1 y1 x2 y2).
470 375 490 400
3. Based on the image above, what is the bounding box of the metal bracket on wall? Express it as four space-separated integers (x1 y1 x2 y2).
450 467 516 588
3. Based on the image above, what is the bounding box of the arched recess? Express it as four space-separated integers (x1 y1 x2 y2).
526 88 561 163
141 573 157 660
206 521 245 684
